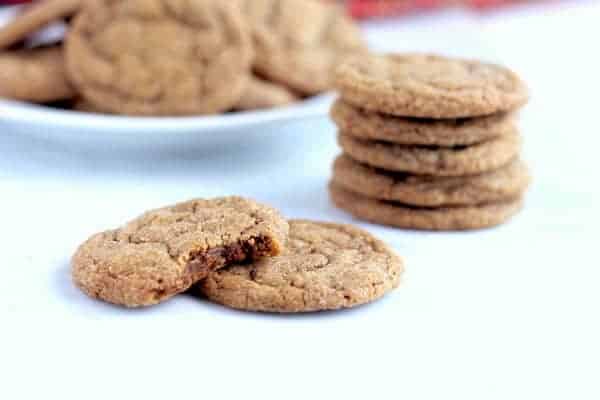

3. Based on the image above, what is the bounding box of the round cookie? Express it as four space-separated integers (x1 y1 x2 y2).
200 219 403 313
0 46 75 102
330 183 524 231
72 197 289 307
335 53 529 118
65 0 253 116
338 130 521 176
234 75 298 111
330 99 517 146
0 0 82 49
332 154 530 207
238 0 366 95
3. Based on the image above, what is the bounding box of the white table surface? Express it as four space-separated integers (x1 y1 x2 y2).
1 2 599 399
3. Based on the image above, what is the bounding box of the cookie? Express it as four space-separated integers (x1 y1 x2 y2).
72 197 289 307
238 0 366 95
332 154 530 207
335 53 529 118
65 0 253 116
330 99 516 146
234 75 298 111
72 98 105 113
200 219 403 313
0 0 82 49
338 130 520 176
0 46 75 102
330 183 523 231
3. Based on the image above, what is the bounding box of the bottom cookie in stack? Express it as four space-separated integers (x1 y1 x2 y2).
330 153 530 231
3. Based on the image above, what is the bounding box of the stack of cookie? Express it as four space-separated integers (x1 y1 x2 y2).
329 53 530 230
0 0 366 116
72 197 404 312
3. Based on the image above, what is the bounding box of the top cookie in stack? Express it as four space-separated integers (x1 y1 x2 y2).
329 53 531 231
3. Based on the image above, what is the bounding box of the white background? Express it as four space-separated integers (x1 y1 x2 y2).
1 2 599 399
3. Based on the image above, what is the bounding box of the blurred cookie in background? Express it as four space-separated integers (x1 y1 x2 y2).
0 45 75 102
238 0 367 95
234 75 299 111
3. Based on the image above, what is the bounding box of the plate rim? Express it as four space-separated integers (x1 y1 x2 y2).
0 93 334 134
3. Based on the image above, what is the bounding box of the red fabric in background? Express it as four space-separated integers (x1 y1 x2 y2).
343 0 527 18
0 0 528 18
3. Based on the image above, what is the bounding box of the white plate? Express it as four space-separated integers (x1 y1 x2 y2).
0 6 332 149
0 94 333 149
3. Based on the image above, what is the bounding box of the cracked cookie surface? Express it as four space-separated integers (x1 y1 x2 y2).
332 154 530 206
335 53 529 118
0 46 75 102
0 0 82 49
72 197 288 307
237 0 366 95
331 99 516 146
200 219 403 313
65 0 253 116
330 183 523 231
338 130 520 176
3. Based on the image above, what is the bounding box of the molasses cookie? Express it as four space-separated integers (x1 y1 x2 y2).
335 53 528 118
332 154 530 206
338 130 521 176
235 75 297 110
330 99 516 146
65 0 253 116
0 45 75 102
238 0 366 95
72 197 288 307
0 0 82 49
200 219 402 313
330 182 523 231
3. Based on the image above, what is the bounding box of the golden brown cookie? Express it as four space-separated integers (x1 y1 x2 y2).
234 75 298 111
332 154 530 207
335 53 529 118
65 0 253 116
0 0 82 49
238 0 366 95
0 46 75 102
330 183 523 231
200 219 403 313
330 99 517 146
72 197 289 307
338 130 521 176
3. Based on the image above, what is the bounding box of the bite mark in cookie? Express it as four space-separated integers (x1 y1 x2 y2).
72 196 288 307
